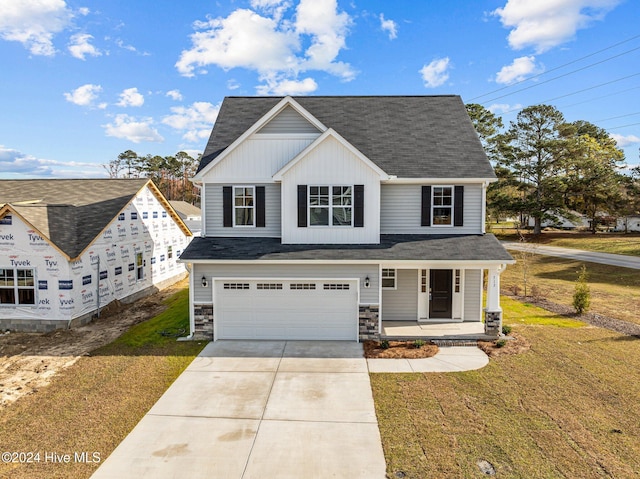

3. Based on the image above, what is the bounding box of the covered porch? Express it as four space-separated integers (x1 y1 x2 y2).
380 320 496 342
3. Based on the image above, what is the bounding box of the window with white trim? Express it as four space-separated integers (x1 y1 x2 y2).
432 186 453 226
309 186 352 226
234 186 255 227
382 268 396 289
0 268 35 305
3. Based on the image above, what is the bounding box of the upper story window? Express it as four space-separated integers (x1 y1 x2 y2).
0 268 35 305
432 186 453 226
381 268 396 289
234 186 255 227
309 186 352 226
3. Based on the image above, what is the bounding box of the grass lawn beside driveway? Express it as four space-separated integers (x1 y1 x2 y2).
371 296 640 479
501 252 640 326
0 288 205 479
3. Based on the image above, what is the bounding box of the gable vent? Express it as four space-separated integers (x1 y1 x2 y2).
257 106 321 134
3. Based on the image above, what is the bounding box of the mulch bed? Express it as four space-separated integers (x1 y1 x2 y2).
363 340 439 359
478 331 530 358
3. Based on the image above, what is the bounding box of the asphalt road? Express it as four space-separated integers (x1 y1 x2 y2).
502 242 640 270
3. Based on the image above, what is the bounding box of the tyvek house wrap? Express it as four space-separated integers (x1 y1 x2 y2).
0 185 191 324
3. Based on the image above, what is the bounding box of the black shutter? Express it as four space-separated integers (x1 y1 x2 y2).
256 186 266 227
454 186 464 227
354 185 364 227
223 186 232 227
421 186 431 226
297 185 307 227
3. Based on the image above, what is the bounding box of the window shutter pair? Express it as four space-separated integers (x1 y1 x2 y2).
421 185 464 227
297 185 364 227
223 186 266 227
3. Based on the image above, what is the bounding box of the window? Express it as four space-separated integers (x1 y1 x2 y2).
309 186 352 226
455 269 461 293
136 253 144 280
234 186 255 226
323 283 350 290
432 187 453 226
421 269 427 293
0 268 35 305
223 283 250 290
382 269 396 289
256 283 283 290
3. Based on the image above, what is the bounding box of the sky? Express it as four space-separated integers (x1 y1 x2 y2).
1 0 639 179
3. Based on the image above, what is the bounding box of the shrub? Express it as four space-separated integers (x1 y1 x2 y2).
502 325 512 335
413 339 426 349
573 265 591 315
380 340 390 350
496 339 507 348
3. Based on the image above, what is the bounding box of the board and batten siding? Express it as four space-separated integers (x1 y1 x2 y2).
380 184 483 234
281 136 381 244
193 263 379 304
463 268 482 321
201 136 319 182
256 106 321 134
381 269 418 321
205 183 281 237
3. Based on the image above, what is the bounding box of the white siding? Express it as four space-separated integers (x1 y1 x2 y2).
202 137 318 182
204 183 281 237
463 269 482 321
380 184 483 234
281 136 381 244
193 263 379 304
257 106 321 134
381 269 418 321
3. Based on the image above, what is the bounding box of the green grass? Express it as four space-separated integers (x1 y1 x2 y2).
0 287 205 479
371 299 640 479
501 296 585 328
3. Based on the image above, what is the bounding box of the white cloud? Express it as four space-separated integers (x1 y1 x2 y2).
78 7 90 16
162 102 220 143
611 133 640 147
227 79 241 90
419 57 450 88
115 38 149 55
63 83 103 107
0 145 104 177
166 89 183 101
103 114 164 143
256 75 318 95
117 87 144 107
495 55 542 84
68 33 101 60
0 0 72 56
493 0 621 53
488 103 523 114
176 0 355 88
379 13 397 40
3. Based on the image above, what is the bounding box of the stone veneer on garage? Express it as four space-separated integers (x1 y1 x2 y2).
359 305 380 341
193 304 214 340
484 310 502 337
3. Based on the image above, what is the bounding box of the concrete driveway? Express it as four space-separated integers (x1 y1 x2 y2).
91 340 386 479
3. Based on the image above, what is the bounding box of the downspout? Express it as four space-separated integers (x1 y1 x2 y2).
177 262 195 340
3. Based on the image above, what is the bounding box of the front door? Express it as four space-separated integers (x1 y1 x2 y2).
429 269 453 319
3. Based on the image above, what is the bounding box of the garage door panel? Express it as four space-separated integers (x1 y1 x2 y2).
216 280 357 341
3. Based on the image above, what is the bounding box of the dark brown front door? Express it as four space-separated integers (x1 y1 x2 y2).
429 269 452 319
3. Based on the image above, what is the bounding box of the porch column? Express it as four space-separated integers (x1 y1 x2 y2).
484 264 504 337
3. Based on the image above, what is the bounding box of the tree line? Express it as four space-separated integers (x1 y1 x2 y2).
467 103 640 234
104 150 201 205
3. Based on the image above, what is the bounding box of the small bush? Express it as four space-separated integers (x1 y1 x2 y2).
573 265 591 315
496 339 507 348
502 325 512 335
510 284 521 296
380 340 390 350
413 339 426 349
530 284 541 299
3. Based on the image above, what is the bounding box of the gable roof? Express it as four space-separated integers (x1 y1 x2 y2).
169 200 201 219
0 179 191 259
197 95 496 179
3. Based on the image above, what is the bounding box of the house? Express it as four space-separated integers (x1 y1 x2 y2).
527 211 590 230
169 200 202 235
179 96 514 341
0 179 192 332
615 215 640 232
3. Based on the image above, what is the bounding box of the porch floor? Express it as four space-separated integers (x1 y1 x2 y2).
381 321 495 341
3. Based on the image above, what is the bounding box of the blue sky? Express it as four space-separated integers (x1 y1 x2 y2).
1 0 639 178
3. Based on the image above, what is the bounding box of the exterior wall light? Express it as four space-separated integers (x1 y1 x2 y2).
201 275 208 288
364 276 371 288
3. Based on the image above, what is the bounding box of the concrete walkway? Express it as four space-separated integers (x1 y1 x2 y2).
91 340 386 479
503 241 640 270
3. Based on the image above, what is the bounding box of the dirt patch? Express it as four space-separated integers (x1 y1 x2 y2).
478 331 530 358
0 279 187 409
363 340 439 359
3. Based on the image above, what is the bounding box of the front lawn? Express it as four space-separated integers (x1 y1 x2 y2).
0 288 205 479
371 298 640 478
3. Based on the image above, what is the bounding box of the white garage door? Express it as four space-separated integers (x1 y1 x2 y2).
215 279 358 340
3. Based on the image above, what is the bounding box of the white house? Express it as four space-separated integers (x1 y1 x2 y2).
0 179 192 332
616 215 640 232
179 96 514 341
